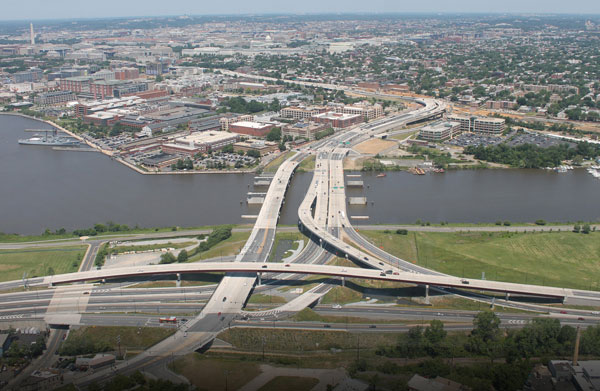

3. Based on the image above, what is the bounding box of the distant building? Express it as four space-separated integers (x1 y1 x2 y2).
311 111 363 129
229 121 275 137
447 114 505 135
233 140 279 156
220 114 254 132
419 121 461 141
162 131 239 156
114 67 140 80
332 102 383 120
12 68 43 84
34 91 76 106
280 106 327 120
282 121 328 141
485 100 516 110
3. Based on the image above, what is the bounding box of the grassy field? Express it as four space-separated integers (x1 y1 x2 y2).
219 325 402 352
0 245 86 282
248 293 287 304
297 155 316 172
188 231 251 261
264 151 295 173
258 376 319 391
170 354 261 391
361 230 600 290
66 326 174 351
269 230 306 262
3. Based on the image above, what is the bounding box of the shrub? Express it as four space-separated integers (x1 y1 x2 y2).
396 229 408 235
535 220 547 226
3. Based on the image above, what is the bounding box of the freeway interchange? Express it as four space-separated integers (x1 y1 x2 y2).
3 94 600 388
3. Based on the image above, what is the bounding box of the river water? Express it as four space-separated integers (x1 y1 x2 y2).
1 114 599 234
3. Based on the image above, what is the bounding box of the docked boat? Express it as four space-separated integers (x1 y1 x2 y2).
18 132 80 147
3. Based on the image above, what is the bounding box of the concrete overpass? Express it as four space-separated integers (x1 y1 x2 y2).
39 262 600 304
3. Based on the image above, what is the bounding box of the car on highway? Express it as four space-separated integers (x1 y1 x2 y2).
83 291 90 295
285 264 290 267
369 325 377 329
222 297 227 302
332 304 342 309
393 272 399 275
592 311 599 315
261 265 268 268
460 279 470 285
380 272 386 276
560 311 567 314
578 317 585 321
324 324 331 328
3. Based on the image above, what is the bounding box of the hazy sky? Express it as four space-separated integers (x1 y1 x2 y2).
2 0 599 21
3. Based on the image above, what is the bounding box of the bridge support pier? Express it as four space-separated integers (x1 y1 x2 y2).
176 273 181 288
424 284 430 305
505 292 510 301
341 277 345 287
257 273 262 286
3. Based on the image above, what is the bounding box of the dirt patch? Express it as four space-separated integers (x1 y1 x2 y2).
343 156 367 170
354 139 397 155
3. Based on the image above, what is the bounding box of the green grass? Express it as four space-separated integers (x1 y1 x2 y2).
170 354 261 391
264 151 295 173
361 230 600 290
248 293 287 304
258 376 319 391
219 325 402 352
297 155 316 172
65 326 174 351
321 286 363 304
269 230 306 262
0 246 86 281
390 130 419 141
188 231 251 261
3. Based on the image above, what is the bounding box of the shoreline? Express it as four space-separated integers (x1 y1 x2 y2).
2 112 264 176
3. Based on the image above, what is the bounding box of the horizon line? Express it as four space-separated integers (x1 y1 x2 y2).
2 11 600 24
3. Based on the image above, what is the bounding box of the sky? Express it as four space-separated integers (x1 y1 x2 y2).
2 0 599 21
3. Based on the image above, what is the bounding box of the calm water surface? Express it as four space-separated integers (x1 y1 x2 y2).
1 114 598 234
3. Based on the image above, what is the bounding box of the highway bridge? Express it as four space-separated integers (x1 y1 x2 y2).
39 262 600 304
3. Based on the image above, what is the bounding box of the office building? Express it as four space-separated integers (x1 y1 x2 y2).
311 112 363 129
162 131 239 156
229 121 275 137
282 122 328 141
419 121 462 141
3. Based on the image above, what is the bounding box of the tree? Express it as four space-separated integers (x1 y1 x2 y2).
582 224 591 234
159 252 176 264
266 127 282 142
425 319 447 345
469 311 501 358
573 224 581 233
177 249 188 263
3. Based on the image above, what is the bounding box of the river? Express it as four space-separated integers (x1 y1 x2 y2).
1 114 598 234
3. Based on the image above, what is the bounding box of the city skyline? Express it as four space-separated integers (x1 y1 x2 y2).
1 0 600 21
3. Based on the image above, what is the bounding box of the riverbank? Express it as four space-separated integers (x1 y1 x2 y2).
1 112 269 176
